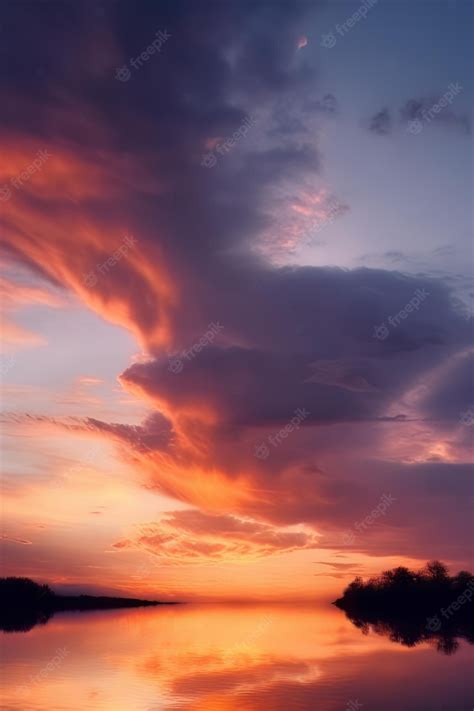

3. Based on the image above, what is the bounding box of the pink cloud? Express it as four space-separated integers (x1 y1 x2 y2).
113 510 320 563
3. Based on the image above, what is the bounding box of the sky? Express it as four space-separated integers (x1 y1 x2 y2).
0 0 472 602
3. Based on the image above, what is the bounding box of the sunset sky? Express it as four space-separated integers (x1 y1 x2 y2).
1 0 472 602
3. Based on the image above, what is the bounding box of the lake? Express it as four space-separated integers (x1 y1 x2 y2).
1 602 472 710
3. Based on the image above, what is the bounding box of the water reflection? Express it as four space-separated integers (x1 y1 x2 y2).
1 603 473 710
340 608 474 656
0 607 52 633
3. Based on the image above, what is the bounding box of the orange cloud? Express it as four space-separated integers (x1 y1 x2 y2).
1 534 33 545
0 276 63 309
0 131 178 350
0 275 64 350
0 318 46 350
113 510 320 563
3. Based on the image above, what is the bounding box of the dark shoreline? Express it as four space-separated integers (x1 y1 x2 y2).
1 577 181 632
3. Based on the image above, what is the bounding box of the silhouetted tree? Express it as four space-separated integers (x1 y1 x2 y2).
0 577 53 607
334 561 474 656
0 577 166 632
424 560 449 582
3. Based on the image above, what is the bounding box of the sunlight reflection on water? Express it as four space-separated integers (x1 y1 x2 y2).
1 603 473 710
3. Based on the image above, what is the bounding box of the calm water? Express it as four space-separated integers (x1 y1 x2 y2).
1 603 473 710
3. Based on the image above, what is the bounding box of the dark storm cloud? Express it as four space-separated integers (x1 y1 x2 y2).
5 411 175 454
367 91 470 138
368 107 391 135
416 351 474 424
122 267 470 429
317 460 474 563
1 0 326 343
400 95 471 134
269 92 339 137
303 93 339 115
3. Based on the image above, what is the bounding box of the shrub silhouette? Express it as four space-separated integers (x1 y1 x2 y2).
0 576 166 632
0 578 54 632
1 577 54 606
334 561 474 655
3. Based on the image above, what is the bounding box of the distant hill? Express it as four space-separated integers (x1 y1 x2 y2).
0 577 177 632
334 561 474 655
